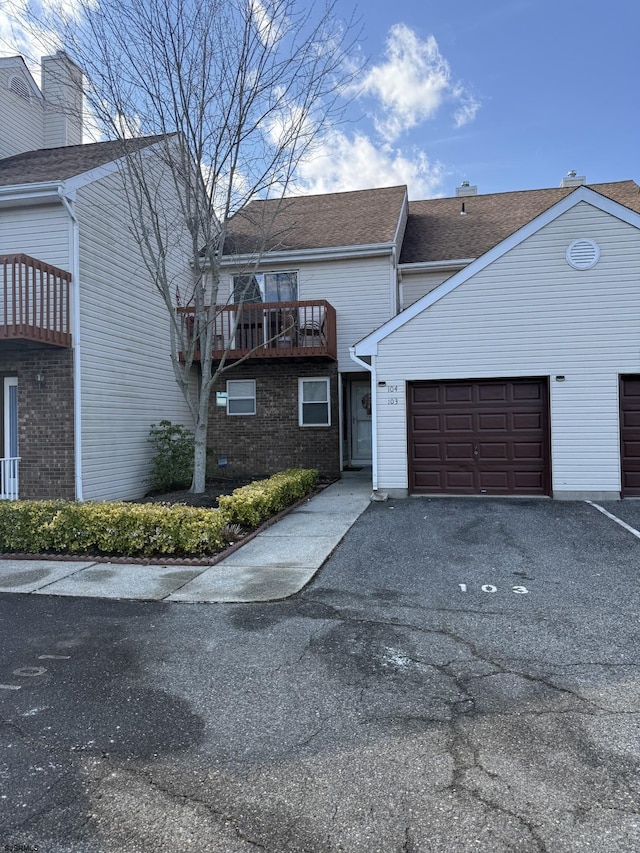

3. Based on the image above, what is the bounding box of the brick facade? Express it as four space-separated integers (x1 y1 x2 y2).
208 359 340 481
0 346 75 499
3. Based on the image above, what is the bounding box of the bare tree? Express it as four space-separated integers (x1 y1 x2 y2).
19 0 359 491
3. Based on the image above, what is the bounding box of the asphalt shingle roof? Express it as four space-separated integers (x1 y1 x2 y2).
0 135 165 187
224 185 407 254
400 181 640 264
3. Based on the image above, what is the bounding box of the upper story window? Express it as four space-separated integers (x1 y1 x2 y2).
9 74 31 102
233 271 298 303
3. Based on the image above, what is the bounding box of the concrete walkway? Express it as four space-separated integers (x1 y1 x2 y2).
0 472 372 603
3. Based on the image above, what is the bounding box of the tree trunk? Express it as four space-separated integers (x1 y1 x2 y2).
191 383 212 493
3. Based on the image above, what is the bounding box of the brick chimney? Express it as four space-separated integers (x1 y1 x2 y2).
41 51 83 148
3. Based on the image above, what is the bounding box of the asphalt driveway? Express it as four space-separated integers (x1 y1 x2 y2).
2 497 640 852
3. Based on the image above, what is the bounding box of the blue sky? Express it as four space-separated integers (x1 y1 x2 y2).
295 0 640 198
2 0 638 199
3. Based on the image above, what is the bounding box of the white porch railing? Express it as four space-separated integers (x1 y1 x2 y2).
0 457 20 500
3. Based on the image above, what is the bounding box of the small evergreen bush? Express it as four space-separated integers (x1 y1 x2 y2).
218 468 318 527
147 420 194 492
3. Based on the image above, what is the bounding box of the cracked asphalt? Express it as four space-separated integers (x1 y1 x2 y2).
2 497 640 852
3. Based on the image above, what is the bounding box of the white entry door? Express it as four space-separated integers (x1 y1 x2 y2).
350 380 372 464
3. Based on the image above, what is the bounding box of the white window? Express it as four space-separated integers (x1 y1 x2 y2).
227 379 256 415
299 378 330 427
233 271 298 303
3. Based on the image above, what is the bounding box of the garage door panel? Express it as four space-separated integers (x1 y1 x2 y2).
413 415 441 431
445 414 474 431
478 384 508 402
513 471 546 490
478 413 508 431
445 470 475 490
513 442 545 460
513 383 544 401
412 386 440 404
413 471 445 489
478 471 509 489
513 412 543 430
445 385 473 403
445 442 474 460
408 378 549 495
478 442 508 460
413 442 441 460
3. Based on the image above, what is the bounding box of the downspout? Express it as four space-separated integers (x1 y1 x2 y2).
349 347 378 493
58 189 83 501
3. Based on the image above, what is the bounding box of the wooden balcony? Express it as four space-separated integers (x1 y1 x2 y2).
178 299 337 361
0 254 72 348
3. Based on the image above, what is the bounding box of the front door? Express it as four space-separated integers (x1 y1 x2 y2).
350 380 372 464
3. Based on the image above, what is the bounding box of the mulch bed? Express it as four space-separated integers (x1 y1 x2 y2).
135 477 253 509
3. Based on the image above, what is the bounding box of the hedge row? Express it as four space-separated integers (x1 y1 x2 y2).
0 468 318 558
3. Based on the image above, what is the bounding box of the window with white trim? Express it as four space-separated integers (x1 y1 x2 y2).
299 377 330 427
227 379 256 415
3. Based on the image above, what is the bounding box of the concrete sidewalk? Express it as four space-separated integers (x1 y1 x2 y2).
0 472 372 603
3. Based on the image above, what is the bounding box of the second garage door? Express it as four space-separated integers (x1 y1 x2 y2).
408 378 550 495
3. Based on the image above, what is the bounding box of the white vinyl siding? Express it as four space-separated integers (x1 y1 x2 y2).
0 204 70 270
0 66 44 159
401 268 464 308
374 202 640 496
75 168 194 501
221 254 394 372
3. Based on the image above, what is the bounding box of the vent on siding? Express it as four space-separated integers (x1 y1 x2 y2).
566 239 600 270
9 74 31 102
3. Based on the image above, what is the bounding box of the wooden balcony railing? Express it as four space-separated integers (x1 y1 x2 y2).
0 254 72 347
178 299 337 361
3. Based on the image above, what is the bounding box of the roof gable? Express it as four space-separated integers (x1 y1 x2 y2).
0 135 165 188
355 185 640 356
0 56 43 102
400 181 640 265
224 185 408 256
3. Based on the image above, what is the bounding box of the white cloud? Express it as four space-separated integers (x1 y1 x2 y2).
0 0 62 64
452 87 480 128
246 0 285 49
293 129 445 200
359 23 478 142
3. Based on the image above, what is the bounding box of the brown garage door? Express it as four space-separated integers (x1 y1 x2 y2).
408 378 550 495
620 375 640 496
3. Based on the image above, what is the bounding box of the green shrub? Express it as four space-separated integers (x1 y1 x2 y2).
147 420 194 492
0 500 226 557
218 468 318 527
0 468 318 557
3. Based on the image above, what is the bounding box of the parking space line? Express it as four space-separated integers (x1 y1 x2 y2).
586 501 640 541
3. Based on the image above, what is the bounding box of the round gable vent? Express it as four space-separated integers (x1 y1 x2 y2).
566 238 600 270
